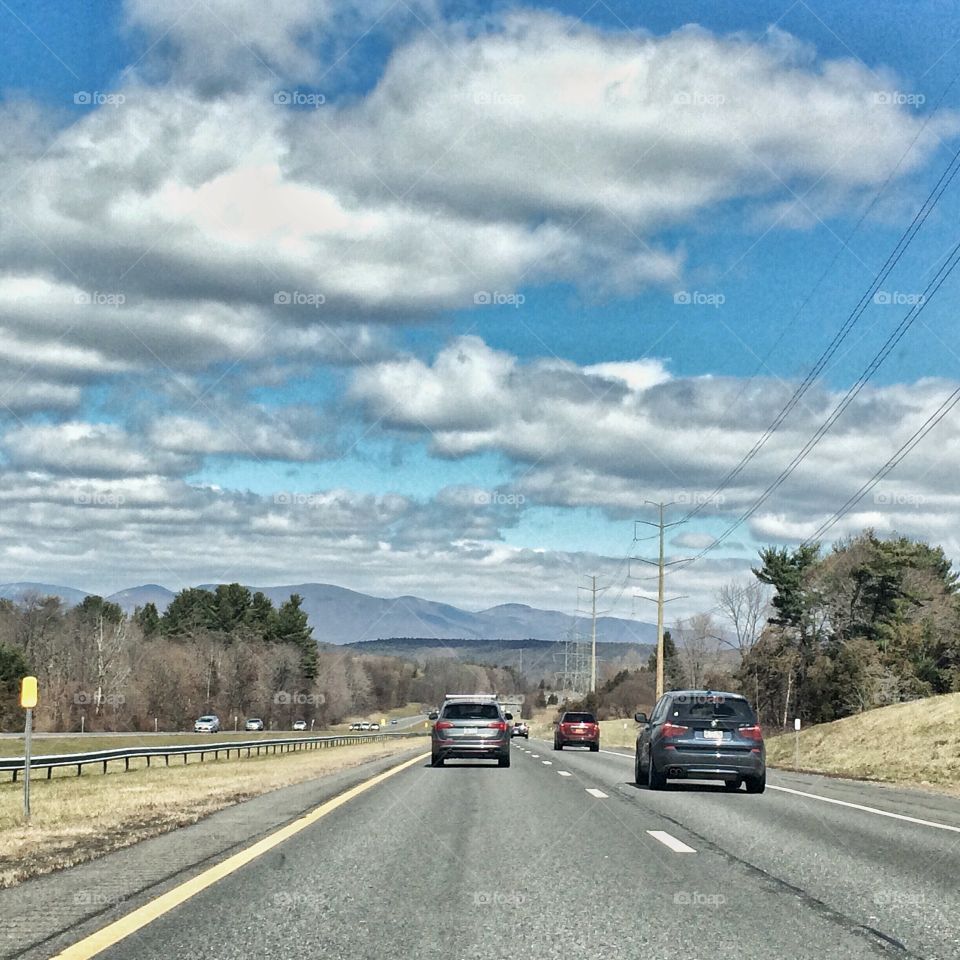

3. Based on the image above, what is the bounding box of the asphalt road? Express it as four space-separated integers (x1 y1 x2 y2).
31 734 958 960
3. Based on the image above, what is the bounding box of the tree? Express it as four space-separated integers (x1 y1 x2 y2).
646 629 683 690
716 579 768 662
135 602 160 637
161 588 218 635
276 594 317 679
246 591 278 641
0 642 29 729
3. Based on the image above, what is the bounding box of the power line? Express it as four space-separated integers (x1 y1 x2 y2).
679 131 960 525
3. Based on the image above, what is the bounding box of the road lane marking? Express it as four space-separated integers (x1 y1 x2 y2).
647 830 696 853
768 784 960 834
601 749 633 758
51 751 431 960
558 771 571 776
542 760 552 765
586 788 609 799
531 754 539 758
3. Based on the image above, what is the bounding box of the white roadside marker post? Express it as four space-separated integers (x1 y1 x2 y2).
794 717 801 770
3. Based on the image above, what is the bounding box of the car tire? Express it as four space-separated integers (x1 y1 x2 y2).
634 752 644 786
431 753 444 767
554 739 562 751
724 779 742 791
744 772 766 794
647 752 667 790
590 743 599 752
498 755 510 768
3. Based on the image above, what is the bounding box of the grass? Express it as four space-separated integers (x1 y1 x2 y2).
0 735 427 887
0 729 351 760
765 691 960 794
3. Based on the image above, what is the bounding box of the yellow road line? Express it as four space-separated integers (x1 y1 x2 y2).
53 751 430 959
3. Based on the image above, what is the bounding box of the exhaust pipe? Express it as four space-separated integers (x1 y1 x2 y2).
668 767 683 778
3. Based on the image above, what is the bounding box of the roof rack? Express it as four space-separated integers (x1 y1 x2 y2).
443 693 498 700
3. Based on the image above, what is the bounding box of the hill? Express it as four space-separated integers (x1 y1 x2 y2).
765 692 960 793
0 582 91 607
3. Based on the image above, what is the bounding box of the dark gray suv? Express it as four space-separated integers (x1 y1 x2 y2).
429 696 513 767
634 690 765 793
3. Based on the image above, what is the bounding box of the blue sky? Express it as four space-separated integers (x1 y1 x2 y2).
1 0 959 619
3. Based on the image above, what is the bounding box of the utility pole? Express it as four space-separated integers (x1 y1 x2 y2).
577 576 603 693
633 502 689 700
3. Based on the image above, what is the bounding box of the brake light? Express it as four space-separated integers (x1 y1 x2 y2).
489 721 508 731
661 722 690 738
738 725 763 741
434 720 454 731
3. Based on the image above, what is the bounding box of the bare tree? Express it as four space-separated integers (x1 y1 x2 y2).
716 579 769 662
673 613 720 689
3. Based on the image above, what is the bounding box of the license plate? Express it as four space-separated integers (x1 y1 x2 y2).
703 730 724 741
464 727 479 736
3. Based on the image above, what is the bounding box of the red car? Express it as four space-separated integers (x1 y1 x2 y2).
554 711 600 751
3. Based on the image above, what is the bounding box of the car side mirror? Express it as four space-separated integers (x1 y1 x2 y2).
504 712 513 721
428 712 439 720
634 712 648 724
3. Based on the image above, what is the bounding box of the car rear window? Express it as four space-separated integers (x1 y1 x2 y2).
670 696 754 722
563 712 596 723
442 702 500 720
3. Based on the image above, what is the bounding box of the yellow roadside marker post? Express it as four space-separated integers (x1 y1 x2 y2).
20 676 38 820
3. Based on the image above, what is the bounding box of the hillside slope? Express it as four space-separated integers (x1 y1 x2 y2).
766 692 960 792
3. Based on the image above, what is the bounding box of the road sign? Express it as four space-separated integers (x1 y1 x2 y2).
20 676 38 709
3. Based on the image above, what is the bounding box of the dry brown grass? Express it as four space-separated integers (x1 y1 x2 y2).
765 692 960 794
0 736 426 887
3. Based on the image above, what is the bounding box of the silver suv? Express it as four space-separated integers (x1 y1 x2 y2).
429 696 513 767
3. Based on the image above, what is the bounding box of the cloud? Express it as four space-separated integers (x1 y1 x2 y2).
350 337 960 543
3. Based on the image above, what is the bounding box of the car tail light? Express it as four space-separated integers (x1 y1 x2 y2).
434 720 454 731
661 722 690 738
489 720 508 732
738 725 763 741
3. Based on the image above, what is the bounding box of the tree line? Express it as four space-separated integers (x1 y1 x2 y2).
0 584 525 732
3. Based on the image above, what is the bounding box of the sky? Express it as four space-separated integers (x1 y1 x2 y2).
1 0 959 625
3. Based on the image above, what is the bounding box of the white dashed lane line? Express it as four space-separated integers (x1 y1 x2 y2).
542 760 552 765
647 830 696 853
557 771 572 777
586 788 609 799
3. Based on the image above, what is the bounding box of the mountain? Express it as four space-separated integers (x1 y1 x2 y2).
0 579 657 646
0 582 92 606
107 584 176 612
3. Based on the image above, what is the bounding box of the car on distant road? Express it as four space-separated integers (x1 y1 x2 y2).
429 695 513 767
554 711 599 751
389 718 398 725
194 715 221 734
292 719 307 731
359 721 372 730
349 722 361 730
634 690 766 793
244 718 264 731
511 721 529 739
370 722 381 730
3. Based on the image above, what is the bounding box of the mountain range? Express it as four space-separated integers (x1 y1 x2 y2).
0 581 657 646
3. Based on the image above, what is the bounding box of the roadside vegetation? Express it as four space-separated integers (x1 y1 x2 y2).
0 737 426 887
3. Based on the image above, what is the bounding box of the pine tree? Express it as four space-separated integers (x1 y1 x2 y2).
276 594 316 679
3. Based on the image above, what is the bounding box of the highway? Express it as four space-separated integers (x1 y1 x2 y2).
10 738 959 960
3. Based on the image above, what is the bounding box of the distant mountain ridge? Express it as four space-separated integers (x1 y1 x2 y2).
0 580 656 645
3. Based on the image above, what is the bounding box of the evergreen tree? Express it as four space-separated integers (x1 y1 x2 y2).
276 594 317 679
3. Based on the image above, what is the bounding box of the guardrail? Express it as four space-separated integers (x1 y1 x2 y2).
0 732 426 782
